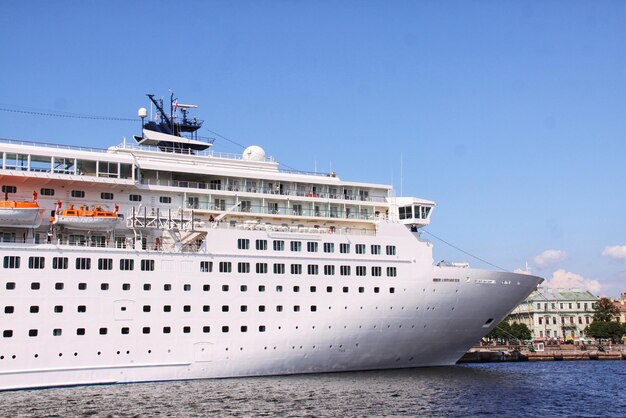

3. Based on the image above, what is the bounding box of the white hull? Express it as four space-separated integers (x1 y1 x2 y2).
0 223 542 391
0 208 42 228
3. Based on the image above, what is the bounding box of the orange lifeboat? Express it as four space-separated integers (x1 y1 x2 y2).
52 202 119 231
0 191 43 227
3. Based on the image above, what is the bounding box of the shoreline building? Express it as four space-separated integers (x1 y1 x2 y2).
613 293 626 324
509 288 597 341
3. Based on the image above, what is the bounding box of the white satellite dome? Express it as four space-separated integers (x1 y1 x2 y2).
242 145 266 161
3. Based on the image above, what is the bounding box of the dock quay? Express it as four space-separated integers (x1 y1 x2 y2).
458 344 626 363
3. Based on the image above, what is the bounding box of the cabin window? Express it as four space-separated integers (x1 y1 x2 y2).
273 263 285 274
28 256 45 269
200 261 213 272
307 242 318 253
324 265 335 275
237 239 250 250
356 266 367 276
340 243 350 254
371 245 381 255
238 262 250 273
256 263 268 274
219 261 232 273
120 259 134 271
140 259 154 271
31 282 40 290
98 258 113 270
75 258 91 270
371 266 382 277
307 265 319 275
100 192 114 200
129 194 142 202
71 190 85 198
386 245 397 256
159 196 171 204
40 188 55 196
290 241 302 252
355 244 366 254
1 185 17 194
3 256 20 269
324 243 334 253
291 264 302 275
340 265 351 276
387 267 397 277
273 240 284 251
255 239 268 251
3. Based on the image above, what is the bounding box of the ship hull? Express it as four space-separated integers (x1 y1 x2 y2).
0 237 541 391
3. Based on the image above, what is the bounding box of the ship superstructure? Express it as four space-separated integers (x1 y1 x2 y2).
0 93 543 390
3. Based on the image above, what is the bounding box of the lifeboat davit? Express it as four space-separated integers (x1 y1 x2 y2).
0 191 43 228
52 202 119 231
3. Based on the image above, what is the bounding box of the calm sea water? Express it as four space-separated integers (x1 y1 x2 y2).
1 361 624 417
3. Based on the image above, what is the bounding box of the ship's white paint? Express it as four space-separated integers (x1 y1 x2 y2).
0 116 543 391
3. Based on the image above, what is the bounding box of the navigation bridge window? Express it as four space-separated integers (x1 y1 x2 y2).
399 205 432 220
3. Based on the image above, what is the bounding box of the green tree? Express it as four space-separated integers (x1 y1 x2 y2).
593 297 619 322
510 322 532 341
585 321 624 342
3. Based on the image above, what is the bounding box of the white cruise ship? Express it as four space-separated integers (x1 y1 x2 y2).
0 93 543 391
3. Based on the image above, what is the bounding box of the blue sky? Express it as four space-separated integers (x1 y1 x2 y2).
1 1 625 297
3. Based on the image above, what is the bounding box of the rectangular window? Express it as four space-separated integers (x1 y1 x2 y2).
200 261 213 272
355 244 366 254
219 261 232 273
371 266 382 276
237 238 250 250
290 264 302 275
310 286 317 292
386 245 396 256
101 283 109 290
40 188 55 196
1 185 16 193
3 256 20 269
307 242 318 253
340 243 350 254
98 258 113 270
293 286 300 292
52 257 68 270
28 256 45 269
324 243 335 253
256 263 268 274
273 263 285 274
356 266 367 276
164 284 172 291
238 262 250 273
31 282 40 290
371 245 381 255
129 194 142 202
159 196 171 204
340 265 351 276
324 265 335 275
307 264 319 275
255 239 268 250
273 240 285 251
71 190 85 198
120 259 134 271
100 192 114 200
140 259 155 271
122 283 131 290
386 267 397 277
75 257 91 270
290 241 302 252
